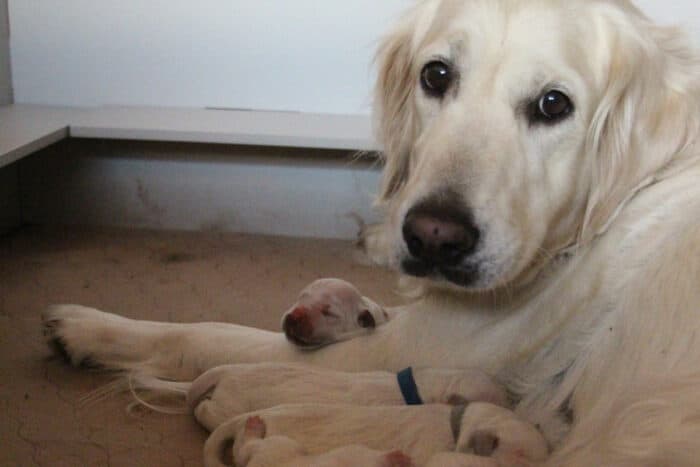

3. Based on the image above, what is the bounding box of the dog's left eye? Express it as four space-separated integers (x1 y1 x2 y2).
530 90 573 124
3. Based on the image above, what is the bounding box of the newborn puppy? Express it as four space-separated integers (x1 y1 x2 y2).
226 415 414 467
281 278 393 347
184 363 508 431
204 402 548 467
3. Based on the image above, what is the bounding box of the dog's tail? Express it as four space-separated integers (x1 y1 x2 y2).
126 372 191 414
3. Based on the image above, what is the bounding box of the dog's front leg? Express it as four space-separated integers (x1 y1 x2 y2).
42 304 402 379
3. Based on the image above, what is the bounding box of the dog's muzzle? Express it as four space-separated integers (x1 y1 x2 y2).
400 193 480 287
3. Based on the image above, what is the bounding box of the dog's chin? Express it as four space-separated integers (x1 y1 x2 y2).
400 258 481 289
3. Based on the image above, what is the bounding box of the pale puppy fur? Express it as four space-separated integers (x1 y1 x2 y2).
43 0 700 465
280 278 393 346
129 362 507 431
186 363 507 431
204 402 547 467
132 364 543 466
230 416 413 467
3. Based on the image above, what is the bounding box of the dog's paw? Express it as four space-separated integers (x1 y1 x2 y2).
281 278 389 347
355 222 393 267
43 305 105 368
42 305 132 370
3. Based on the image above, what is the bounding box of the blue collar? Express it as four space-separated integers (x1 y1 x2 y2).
396 367 424 405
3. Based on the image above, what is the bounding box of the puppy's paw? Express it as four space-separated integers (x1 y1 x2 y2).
382 450 415 467
456 403 548 466
244 416 266 439
467 431 500 457
355 222 393 267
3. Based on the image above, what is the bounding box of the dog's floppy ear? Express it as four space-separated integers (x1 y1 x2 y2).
373 8 423 204
581 4 700 241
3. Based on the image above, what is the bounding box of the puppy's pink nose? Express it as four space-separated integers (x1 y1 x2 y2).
283 307 314 345
383 450 414 467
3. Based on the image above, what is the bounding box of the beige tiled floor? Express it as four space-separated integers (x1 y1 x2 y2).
0 226 402 467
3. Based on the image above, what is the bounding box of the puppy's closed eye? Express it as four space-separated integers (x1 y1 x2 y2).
357 310 376 329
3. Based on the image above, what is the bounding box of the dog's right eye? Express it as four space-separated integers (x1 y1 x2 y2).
421 61 453 97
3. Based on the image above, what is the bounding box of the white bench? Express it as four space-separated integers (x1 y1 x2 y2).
0 104 377 169
1 105 381 239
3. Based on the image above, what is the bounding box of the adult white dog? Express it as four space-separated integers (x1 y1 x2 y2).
43 0 700 465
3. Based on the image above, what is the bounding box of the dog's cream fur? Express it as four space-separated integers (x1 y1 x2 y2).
43 0 700 465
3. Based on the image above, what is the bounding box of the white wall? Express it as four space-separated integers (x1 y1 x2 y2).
0 0 11 105
9 0 409 114
1 0 19 234
635 0 700 39
9 1 700 116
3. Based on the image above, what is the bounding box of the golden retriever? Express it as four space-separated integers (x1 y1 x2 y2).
43 0 700 465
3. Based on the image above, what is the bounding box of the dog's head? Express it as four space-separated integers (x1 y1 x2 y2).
374 0 700 291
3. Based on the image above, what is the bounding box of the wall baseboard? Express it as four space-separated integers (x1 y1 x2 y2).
18 139 382 240
0 164 20 234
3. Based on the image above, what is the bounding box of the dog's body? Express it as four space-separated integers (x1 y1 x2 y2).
43 0 700 465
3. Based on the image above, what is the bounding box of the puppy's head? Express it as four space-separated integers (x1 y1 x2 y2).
374 0 700 292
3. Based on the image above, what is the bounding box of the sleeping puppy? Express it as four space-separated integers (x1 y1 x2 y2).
189 364 507 431
204 402 548 467
230 415 414 467
281 278 393 347
130 363 507 431
147 363 507 432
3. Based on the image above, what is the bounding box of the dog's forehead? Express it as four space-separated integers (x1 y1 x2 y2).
422 0 583 66
415 0 590 96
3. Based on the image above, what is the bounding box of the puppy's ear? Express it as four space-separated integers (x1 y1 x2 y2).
374 10 420 204
581 4 700 241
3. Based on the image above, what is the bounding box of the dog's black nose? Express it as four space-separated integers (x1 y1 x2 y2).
402 196 479 268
